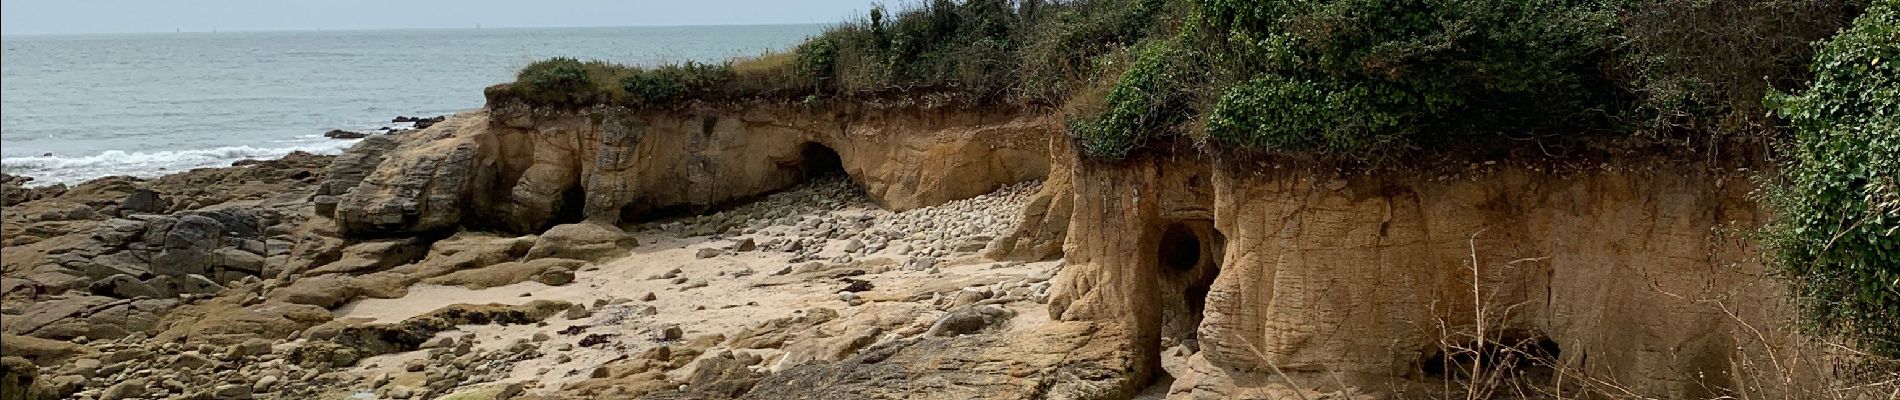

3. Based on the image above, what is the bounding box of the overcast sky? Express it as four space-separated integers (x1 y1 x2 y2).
1 0 871 35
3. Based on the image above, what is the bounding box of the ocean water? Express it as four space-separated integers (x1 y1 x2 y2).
1 25 824 186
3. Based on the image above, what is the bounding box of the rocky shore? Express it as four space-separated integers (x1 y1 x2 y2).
0 117 1098 400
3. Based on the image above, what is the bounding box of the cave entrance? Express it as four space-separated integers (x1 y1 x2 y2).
1156 220 1223 348
798 142 846 180
1143 219 1224 394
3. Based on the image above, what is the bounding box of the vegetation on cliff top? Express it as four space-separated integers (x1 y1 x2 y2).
494 0 1893 356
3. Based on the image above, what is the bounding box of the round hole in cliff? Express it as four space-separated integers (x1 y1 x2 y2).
1159 224 1202 272
798 142 845 180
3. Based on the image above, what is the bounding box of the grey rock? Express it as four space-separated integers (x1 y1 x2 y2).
563 304 591 320
524 223 639 263
99 378 147 400
180 274 226 295
120 189 170 214
925 306 1015 337
651 324 682 341
90 274 162 299
731 238 757 252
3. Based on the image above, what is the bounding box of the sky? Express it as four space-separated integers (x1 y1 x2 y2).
1 0 872 35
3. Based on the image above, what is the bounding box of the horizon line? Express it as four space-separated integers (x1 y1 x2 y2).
0 22 834 37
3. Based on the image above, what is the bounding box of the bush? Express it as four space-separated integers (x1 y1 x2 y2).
1069 39 1205 159
1204 76 1408 154
620 73 685 105
516 57 600 107
1189 0 1625 157
1762 3 1900 358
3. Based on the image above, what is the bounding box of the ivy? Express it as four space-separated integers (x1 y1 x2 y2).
1763 2 1900 357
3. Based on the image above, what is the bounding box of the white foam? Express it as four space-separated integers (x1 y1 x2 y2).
2 140 357 187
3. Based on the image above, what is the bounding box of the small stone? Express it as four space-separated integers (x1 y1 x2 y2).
419 336 454 349
100 379 147 400
532 332 551 342
564 304 592 320
640 292 657 301
695 247 724 259
651 324 683 341
386 385 414 399
212 383 253 399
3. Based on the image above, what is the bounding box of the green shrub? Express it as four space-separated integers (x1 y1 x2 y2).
795 36 839 84
1070 39 1205 159
1189 0 1624 156
620 73 685 105
1204 76 1408 154
516 57 599 106
1762 3 1900 357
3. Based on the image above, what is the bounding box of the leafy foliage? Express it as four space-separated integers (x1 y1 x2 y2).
1069 40 1204 158
1204 76 1408 153
514 57 599 107
1762 2 1900 357
1168 0 1626 159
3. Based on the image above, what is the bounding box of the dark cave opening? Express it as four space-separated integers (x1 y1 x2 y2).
799 142 846 180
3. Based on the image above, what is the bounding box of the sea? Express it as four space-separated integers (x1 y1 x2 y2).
0 25 824 186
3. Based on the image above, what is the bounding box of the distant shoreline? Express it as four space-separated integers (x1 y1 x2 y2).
0 22 828 38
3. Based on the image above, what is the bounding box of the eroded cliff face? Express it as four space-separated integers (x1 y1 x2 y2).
334 105 1054 235
1046 155 1809 398
323 101 1824 399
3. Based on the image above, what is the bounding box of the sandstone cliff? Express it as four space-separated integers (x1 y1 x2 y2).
335 104 1054 236
3 99 1880 400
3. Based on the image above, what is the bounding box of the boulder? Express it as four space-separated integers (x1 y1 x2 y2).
334 134 482 235
523 223 637 263
925 306 1014 337
89 274 163 299
213 248 266 274
163 215 225 250
119 189 171 214
0 356 52 400
683 355 762 398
